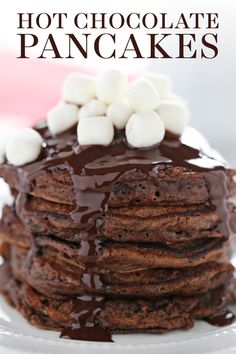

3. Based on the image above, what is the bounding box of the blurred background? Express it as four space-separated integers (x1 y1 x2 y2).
0 0 235 164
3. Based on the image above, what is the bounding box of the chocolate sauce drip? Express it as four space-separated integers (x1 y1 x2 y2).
60 296 113 342
61 326 113 342
203 171 231 238
205 309 235 327
13 123 232 341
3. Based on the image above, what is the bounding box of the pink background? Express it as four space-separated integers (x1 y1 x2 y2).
0 52 92 127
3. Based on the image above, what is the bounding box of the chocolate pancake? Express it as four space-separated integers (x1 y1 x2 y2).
0 221 229 272
0 204 229 271
4 243 233 299
0 163 213 207
34 237 228 272
15 193 231 244
2 199 234 252
0 152 235 209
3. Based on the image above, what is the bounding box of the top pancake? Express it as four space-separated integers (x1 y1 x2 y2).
0 124 235 208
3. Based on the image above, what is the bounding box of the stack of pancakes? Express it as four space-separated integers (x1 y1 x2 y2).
0 124 236 338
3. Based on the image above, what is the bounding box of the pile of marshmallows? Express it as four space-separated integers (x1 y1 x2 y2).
5 69 188 167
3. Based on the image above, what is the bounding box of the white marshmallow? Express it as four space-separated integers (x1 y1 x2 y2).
144 72 171 99
157 101 188 135
126 78 160 112
0 179 14 216
47 102 78 135
165 92 187 106
96 69 127 104
0 121 18 164
6 128 43 166
78 99 107 119
77 116 114 146
107 100 133 130
62 73 96 105
126 110 165 148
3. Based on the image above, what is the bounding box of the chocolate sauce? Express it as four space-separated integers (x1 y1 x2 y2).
60 296 113 342
61 326 113 342
13 123 232 341
205 309 235 327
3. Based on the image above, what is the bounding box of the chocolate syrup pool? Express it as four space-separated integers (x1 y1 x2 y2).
15 123 233 341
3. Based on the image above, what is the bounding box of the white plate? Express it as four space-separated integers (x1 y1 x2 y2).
0 297 236 354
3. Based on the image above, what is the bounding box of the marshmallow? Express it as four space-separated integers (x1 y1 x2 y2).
6 128 43 166
157 101 188 135
165 92 187 106
144 72 171 99
126 78 160 112
47 102 78 135
78 99 107 119
0 121 18 164
96 69 127 104
126 110 165 148
107 100 133 130
62 73 96 105
0 179 14 216
77 116 114 146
